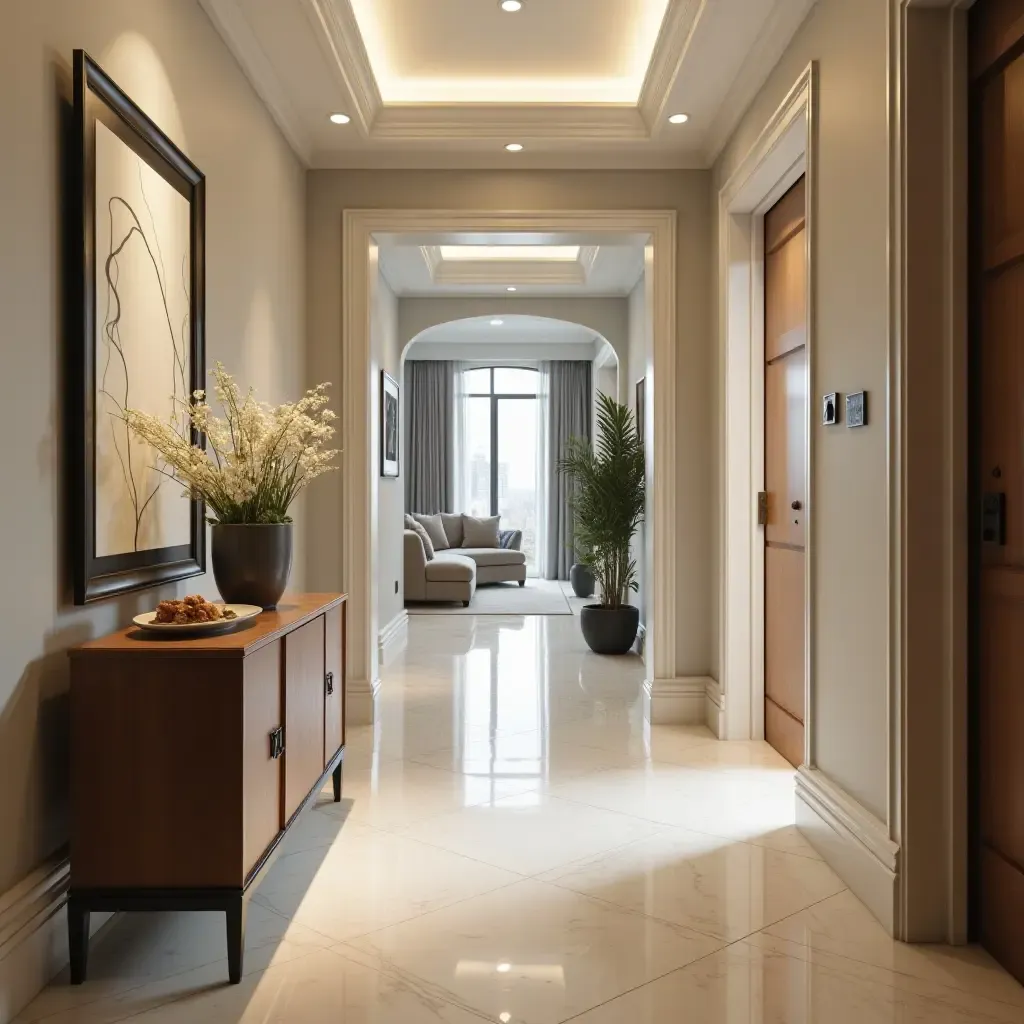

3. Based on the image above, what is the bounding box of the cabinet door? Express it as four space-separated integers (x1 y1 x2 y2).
284 616 326 821
324 603 345 766
243 641 282 878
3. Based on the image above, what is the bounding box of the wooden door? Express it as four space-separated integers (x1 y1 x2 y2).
323 602 345 767
283 615 326 821
971 0 1024 981
764 177 808 767
242 641 282 878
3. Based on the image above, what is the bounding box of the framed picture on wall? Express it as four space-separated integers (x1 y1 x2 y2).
381 371 400 477
635 377 646 445
70 50 207 604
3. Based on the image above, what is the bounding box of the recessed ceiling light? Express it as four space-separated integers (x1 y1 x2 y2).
668 112 689 124
500 0 523 9
329 113 351 124
496 962 512 973
490 319 504 326
505 142 524 152
506 286 517 292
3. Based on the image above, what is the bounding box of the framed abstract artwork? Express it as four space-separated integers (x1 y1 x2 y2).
381 371 400 478
71 50 206 604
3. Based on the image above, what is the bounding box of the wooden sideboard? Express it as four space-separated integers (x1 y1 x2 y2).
68 593 347 984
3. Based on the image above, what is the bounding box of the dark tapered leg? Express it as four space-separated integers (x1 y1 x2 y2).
518 580 525 588
68 895 90 984
226 895 247 984
332 762 342 802
463 600 471 607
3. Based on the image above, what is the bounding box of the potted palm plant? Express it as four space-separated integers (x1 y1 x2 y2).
559 392 645 654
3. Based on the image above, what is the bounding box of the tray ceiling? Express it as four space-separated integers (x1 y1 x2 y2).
199 0 817 168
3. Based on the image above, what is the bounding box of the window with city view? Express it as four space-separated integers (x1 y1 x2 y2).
460 367 540 573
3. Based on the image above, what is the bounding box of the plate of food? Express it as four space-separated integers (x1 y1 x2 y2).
133 595 262 634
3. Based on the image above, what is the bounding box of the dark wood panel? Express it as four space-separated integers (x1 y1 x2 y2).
765 697 804 768
764 177 806 253
981 845 1024 980
981 60 1024 270
243 642 282 877
971 0 1024 78
324 603 344 767
71 658 243 888
284 616 326 820
765 348 808 548
765 231 807 362
765 544 805 724
72 593 345 657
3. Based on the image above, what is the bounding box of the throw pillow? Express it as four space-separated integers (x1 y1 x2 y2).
408 520 435 560
403 514 417 531
462 514 500 548
412 513 449 550
440 512 464 549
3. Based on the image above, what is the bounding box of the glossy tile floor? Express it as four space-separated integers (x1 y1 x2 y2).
20 613 1024 1022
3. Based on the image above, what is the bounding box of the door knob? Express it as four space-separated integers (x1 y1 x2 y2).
791 500 802 511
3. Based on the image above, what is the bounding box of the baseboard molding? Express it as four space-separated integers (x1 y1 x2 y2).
346 676 381 727
0 853 112 1024
796 767 900 934
377 610 409 667
643 676 714 725
704 678 724 737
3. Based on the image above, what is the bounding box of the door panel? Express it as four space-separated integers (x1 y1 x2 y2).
242 641 282 878
972 0 1024 981
764 176 807 768
324 603 345 767
284 615 326 821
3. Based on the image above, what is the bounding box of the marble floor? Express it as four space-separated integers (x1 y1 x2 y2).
19 614 1024 1023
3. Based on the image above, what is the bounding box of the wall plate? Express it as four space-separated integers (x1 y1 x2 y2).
847 391 867 428
822 392 839 426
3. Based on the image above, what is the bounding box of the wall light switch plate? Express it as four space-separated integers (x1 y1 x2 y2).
846 391 867 428
822 393 839 426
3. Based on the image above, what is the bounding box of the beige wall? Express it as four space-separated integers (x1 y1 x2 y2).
306 170 712 678
628 276 649 626
0 0 306 904
371 259 404 637
711 0 890 819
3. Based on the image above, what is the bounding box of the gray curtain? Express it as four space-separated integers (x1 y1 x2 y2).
545 360 592 580
404 360 454 514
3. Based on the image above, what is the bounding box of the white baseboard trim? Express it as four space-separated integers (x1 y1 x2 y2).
377 610 409 667
704 678 725 737
346 676 381 727
643 676 714 725
796 767 900 934
0 854 112 1024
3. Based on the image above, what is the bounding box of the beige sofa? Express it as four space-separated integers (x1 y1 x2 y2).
404 517 527 606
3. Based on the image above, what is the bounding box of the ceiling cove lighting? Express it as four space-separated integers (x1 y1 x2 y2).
500 0 523 9
490 319 505 326
505 142 524 152
439 245 580 262
329 113 351 124
667 112 689 124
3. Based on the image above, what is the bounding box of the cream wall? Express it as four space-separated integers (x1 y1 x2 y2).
628 276 649 627
371 259 404 639
711 0 890 819
0 0 305 943
306 170 712 678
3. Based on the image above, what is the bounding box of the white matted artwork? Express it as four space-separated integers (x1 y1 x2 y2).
94 120 192 557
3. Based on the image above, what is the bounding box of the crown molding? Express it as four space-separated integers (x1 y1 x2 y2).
434 260 588 286
198 0 314 163
638 0 707 131
703 0 819 165
579 245 601 277
300 0 381 134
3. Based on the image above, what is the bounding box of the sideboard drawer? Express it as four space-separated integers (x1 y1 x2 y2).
242 640 282 879
283 615 326 821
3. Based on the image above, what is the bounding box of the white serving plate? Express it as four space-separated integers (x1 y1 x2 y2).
132 604 263 634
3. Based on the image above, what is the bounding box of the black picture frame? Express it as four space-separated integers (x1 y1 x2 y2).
71 50 206 604
635 377 646 444
380 371 400 478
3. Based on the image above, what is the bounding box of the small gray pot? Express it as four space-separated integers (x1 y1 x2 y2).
211 523 293 609
569 563 595 598
580 604 640 655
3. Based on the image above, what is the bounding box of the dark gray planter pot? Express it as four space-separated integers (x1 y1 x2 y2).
211 523 293 609
569 563 595 598
580 604 640 655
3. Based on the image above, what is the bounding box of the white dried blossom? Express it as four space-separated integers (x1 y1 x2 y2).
123 363 339 525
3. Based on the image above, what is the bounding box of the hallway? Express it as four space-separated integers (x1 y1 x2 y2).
18 614 1024 1023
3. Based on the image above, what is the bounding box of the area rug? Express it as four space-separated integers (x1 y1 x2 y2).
407 581 572 616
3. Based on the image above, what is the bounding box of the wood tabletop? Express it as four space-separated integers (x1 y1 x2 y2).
70 593 346 658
